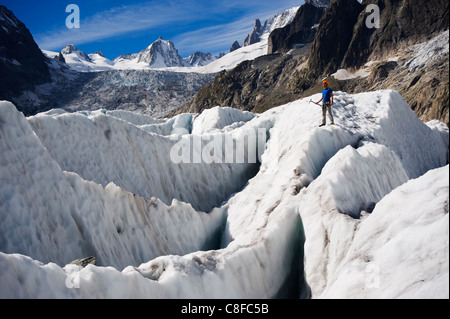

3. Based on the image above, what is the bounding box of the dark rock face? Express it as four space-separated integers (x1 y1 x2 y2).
342 0 450 68
55 52 66 64
0 6 51 106
230 41 241 53
268 3 326 54
307 0 363 76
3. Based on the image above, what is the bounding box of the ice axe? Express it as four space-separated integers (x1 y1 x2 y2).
309 99 322 107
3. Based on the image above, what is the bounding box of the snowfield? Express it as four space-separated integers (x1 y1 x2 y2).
0 90 448 298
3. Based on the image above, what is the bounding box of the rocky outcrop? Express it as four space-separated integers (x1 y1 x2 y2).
268 3 326 54
0 5 51 110
229 6 300 53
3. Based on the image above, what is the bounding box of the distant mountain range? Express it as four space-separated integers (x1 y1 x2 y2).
44 38 220 72
43 6 302 73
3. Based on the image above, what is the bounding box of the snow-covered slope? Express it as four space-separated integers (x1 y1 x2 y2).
0 90 448 298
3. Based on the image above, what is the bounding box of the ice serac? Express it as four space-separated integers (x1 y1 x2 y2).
27 108 260 214
297 142 410 296
320 165 449 299
0 101 225 270
0 90 448 299
46 70 215 118
192 106 256 134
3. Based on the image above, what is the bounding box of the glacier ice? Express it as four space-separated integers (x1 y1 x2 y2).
0 89 448 298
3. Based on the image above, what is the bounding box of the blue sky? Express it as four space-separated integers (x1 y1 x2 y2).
2 0 304 59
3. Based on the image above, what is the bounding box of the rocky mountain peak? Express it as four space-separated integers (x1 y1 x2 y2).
137 37 185 67
61 43 77 54
61 43 92 62
243 19 264 46
230 41 241 53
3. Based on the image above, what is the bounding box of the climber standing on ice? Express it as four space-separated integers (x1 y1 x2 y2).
313 80 335 127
